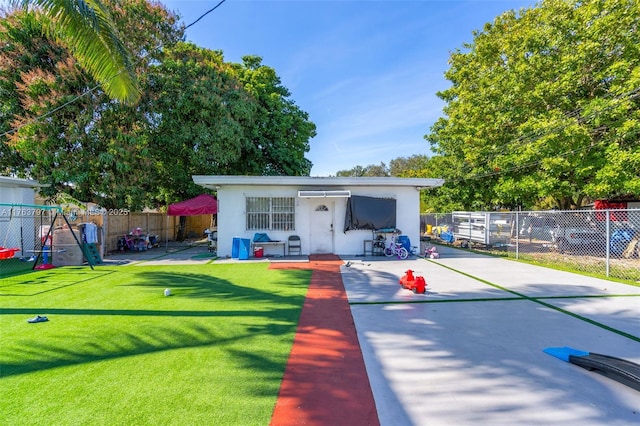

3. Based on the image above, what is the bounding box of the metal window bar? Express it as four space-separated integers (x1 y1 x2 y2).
271 197 294 231
246 197 295 231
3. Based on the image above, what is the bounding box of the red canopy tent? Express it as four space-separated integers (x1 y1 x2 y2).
168 194 217 216
167 194 218 246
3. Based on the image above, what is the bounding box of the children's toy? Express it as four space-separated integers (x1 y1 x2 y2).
385 234 409 259
399 269 427 294
34 245 56 270
0 247 21 259
425 246 440 259
544 346 640 392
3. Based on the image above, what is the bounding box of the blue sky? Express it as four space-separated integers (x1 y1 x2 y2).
161 1 536 176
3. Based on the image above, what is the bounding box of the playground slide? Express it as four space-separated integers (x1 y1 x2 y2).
544 346 640 392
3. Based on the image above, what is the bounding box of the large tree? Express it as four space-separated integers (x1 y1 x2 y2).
10 0 139 104
336 162 389 177
148 43 257 203
426 0 640 210
147 50 317 204
1 1 316 209
1 1 182 208
389 155 429 178
227 56 316 176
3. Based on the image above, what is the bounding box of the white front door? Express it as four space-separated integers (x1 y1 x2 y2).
309 201 334 254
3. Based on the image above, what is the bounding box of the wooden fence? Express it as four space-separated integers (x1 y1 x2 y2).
53 210 213 255
31 198 215 256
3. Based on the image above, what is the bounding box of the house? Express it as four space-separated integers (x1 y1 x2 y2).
0 176 46 258
0 176 44 206
192 175 444 257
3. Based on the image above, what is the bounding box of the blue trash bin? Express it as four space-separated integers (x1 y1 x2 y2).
611 229 634 256
397 235 411 252
232 237 240 258
238 238 251 260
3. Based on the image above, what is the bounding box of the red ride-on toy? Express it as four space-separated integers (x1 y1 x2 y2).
399 269 427 294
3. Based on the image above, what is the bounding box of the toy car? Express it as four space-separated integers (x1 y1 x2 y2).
399 269 427 294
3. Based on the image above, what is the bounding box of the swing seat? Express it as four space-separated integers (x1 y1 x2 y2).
35 263 55 270
0 247 21 259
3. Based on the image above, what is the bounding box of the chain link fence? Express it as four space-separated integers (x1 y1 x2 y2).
0 203 211 281
0 204 62 279
421 209 640 282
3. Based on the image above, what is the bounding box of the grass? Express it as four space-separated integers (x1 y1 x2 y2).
508 253 640 286
0 263 311 425
0 258 38 279
437 243 640 286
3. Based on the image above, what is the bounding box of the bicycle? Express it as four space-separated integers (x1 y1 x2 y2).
384 236 409 259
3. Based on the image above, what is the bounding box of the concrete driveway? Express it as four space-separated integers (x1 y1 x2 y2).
340 245 640 425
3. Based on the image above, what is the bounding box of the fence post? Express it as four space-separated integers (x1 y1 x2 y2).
102 211 108 256
605 210 610 277
515 211 519 260
484 212 489 245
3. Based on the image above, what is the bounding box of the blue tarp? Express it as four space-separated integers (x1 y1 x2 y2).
253 233 274 242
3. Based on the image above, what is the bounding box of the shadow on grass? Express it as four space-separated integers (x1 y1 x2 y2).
124 268 311 302
0 269 119 296
1 322 293 378
2 306 299 318
0 258 36 279
1 268 311 378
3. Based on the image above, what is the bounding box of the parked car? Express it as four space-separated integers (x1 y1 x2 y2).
519 215 556 242
551 225 605 254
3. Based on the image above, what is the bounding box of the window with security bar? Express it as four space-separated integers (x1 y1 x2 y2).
246 197 295 231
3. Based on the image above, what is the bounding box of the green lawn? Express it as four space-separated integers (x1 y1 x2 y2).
0 263 311 425
0 258 37 279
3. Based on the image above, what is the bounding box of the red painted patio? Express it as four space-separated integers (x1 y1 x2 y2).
269 255 379 425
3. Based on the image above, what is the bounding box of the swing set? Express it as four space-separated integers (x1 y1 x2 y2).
0 203 94 278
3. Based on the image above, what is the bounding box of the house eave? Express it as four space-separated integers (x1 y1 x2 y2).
0 176 47 189
193 175 445 191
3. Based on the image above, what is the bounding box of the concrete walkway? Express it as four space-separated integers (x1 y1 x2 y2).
340 245 640 425
102 243 309 266
102 243 217 266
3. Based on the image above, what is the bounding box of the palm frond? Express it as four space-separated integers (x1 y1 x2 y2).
12 0 140 104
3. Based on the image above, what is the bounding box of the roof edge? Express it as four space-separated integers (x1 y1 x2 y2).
0 176 47 188
192 175 444 188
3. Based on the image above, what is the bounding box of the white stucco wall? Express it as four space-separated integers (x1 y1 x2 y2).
0 183 37 206
0 177 41 257
215 184 422 257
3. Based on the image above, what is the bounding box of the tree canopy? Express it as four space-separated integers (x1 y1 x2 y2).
326 0 640 212
0 0 316 209
10 0 139 104
336 162 389 177
425 0 640 211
